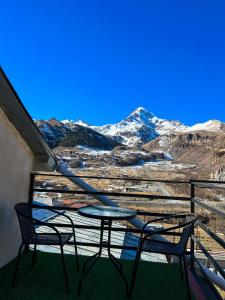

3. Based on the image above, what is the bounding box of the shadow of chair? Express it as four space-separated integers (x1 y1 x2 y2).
12 202 80 293
129 213 198 299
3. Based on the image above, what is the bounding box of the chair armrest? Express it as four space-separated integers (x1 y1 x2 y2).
139 225 180 249
33 205 75 227
140 214 182 239
139 214 197 249
34 220 64 244
141 214 186 231
43 207 77 241
32 205 77 242
17 210 64 243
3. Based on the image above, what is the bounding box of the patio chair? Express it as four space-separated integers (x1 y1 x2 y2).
12 202 80 293
129 213 198 299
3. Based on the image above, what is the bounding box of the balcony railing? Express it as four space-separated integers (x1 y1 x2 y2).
28 172 225 299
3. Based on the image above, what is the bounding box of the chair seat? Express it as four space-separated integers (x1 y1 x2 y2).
28 233 73 245
142 239 182 256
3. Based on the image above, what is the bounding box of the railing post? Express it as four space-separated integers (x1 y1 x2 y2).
190 182 195 267
28 173 35 204
25 173 35 252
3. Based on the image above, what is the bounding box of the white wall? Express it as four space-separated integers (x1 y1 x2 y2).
0 108 34 267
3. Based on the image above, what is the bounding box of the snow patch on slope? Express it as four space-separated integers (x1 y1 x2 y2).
61 119 89 129
187 120 223 132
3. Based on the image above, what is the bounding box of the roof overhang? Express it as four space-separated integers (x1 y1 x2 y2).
0 67 57 171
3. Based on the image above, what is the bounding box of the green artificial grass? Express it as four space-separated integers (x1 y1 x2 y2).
0 251 192 300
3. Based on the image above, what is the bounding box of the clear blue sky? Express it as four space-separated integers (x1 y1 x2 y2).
1 0 225 125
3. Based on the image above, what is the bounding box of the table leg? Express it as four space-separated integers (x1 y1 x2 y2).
107 220 129 296
78 218 129 296
77 219 104 295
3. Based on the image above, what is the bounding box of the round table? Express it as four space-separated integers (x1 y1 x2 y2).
77 205 137 295
78 205 136 221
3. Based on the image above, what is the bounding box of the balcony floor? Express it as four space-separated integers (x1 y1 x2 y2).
0 251 194 300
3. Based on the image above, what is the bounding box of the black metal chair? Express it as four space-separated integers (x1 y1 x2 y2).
129 213 198 299
12 202 80 293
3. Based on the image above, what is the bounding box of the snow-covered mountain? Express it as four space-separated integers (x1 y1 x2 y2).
91 107 158 146
93 107 225 143
35 107 225 148
91 107 188 146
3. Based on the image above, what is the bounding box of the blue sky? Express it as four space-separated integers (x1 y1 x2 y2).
1 0 225 125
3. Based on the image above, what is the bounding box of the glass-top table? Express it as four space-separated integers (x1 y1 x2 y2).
78 205 136 220
77 205 137 295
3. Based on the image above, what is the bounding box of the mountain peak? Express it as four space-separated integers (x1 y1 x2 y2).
132 106 149 113
125 106 155 125
130 106 155 117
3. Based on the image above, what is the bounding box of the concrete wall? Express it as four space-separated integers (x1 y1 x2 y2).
0 108 34 267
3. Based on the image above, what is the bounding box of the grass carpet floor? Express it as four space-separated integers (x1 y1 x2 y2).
0 251 193 300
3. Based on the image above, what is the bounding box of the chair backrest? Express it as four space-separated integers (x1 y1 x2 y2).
178 214 197 251
15 203 36 243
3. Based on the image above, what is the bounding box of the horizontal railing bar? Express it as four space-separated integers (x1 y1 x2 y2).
192 198 225 219
71 241 138 250
32 172 190 184
198 222 225 250
46 222 181 236
33 188 191 200
192 235 225 280
68 241 189 252
191 179 225 185
33 204 78 211
32 204 178 217
32 205 180 219
137 212 174 216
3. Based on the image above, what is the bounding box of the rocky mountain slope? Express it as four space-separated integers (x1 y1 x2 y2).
144 130 225 179
36 118 71 148
36 118 119 149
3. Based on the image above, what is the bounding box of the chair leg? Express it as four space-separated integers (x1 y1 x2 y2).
179 256 184 280
74 243 80 271
72 231 80 271
31 244 37 268
60 244 70 293
12 242 24 288
182 255 191 300
129 249 142 298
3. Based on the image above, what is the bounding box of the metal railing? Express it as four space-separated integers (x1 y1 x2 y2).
30 172 225 299
189 180 225 299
